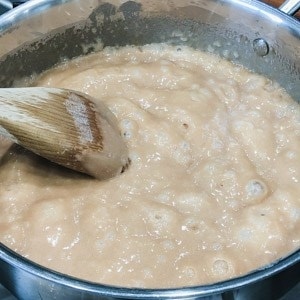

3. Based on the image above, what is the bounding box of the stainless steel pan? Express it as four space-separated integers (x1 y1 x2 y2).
0 0 299 299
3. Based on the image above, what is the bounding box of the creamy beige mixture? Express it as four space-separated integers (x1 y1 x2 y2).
0 44 300 288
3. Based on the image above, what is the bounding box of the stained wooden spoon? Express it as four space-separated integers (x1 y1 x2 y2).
0 87 128 180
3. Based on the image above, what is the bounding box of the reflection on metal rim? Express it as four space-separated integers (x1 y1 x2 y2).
0 0 68 31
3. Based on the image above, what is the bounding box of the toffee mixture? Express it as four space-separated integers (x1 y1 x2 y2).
0 44 299 288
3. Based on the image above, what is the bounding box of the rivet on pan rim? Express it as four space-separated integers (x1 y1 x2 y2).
253 38 270 56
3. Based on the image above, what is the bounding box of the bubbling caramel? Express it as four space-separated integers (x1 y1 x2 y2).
0 44 299 288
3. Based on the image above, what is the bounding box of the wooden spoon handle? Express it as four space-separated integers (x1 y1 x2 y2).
0 87 102 163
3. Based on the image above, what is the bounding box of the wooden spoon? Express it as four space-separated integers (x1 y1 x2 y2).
0 87 128 180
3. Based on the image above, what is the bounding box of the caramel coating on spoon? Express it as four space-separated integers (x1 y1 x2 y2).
70 91 129 179
0 87 128 179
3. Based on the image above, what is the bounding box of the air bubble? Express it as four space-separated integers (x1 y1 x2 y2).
245 179 268 200
213 41 221 47
182 266 196 278
182 217 201 233
222 49 230 58
162 239 175 250
212 259 229 275
207 45 214 53
253 38 269 56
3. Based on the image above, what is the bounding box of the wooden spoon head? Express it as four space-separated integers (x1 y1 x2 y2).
0 87 128 179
